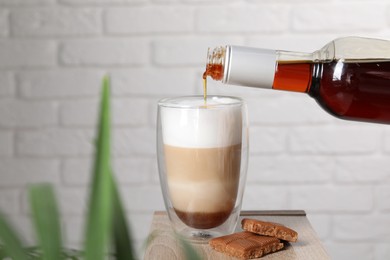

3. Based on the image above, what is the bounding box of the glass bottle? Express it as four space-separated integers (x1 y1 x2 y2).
204 37 390 124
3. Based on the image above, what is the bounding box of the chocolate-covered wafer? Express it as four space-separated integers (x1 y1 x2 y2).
209 231 284 259
241 218 298 242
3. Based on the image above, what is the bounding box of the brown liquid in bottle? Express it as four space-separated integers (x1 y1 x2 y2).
273 63 312 92
316 61 390 124
276 60 390 124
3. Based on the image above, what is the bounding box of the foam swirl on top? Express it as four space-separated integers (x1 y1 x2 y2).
160 96 243 148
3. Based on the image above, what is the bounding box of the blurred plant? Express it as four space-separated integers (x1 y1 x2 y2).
0 77 135 260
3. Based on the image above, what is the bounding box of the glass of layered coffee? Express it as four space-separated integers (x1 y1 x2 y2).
157 95 248 242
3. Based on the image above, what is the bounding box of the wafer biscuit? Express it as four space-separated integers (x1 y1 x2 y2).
241 218 298 242
209 231 284 259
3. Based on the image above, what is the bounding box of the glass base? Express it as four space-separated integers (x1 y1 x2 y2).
178 227 227 244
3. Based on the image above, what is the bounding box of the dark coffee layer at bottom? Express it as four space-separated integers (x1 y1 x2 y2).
175 208 232 229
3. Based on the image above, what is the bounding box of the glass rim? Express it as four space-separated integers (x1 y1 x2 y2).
158 95 244 109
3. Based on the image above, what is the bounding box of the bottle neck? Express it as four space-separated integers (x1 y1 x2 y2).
273 50 314 93
204 46 315 93
276 50 314 63
203 46 225 81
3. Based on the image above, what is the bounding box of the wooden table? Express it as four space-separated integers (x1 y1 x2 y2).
144 210 330 259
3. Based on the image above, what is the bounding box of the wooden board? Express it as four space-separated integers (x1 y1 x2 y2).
144 210 330 260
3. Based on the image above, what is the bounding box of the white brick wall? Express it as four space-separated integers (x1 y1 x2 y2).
0 0 54 5
106 7 194 34
19 69 105 98
0 10 8 36
0 40 56 68
195 5 290 33
0 99 58 127
0 72 14 97
1 1 390 259
17 129 94 156
60 38 149 66
291 4 387 32
0 131 13 156
11 8 102 36
0 159 60 186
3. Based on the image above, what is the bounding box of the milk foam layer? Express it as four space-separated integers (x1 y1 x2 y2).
160 96 243 148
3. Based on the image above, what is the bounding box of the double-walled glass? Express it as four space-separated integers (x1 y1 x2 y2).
157 95 249 242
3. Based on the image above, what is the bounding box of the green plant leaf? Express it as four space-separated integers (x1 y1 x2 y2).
111 174 136 260
0 213 27 260
84 76 114 260
29 184 63 260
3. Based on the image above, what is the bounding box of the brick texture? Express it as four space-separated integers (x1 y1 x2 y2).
326 243 374 260
0 72 14 97
246 96 332 125
375 185 390 212
375 243 390 260
0 189 20 215
333 215 390 241
59 98 149 126
17 129 94 157
11 7 102 36
0 10 8 36
119 185 164 212
195 5 289 33
335 156 390 183
292 4 386 32
62 157 152 185
0 99 58 128
241 185 289 210
247 155 333 183
290 186 373 212
249 126 287 154
113 127 155 156
152 36 245 66
0 131 13 156
106 7 194 34
111 68 196 96
289 125 381 154
19 69 105 98
0 159 60 186
60 38 149 66
0 0 54 4
0 1 390 259
0 40 56 68
60 0 146 4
